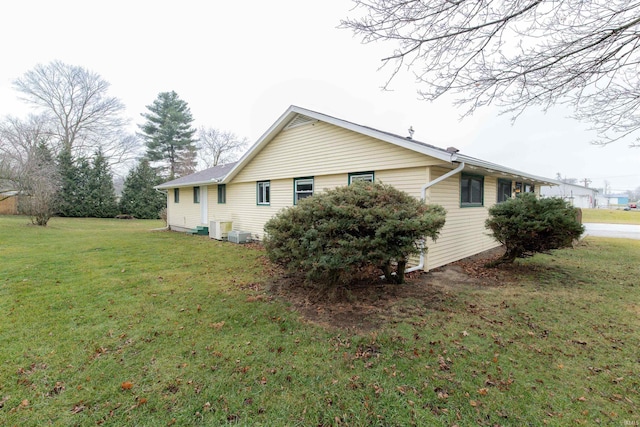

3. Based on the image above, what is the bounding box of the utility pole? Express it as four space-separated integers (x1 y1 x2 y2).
581 178 591 187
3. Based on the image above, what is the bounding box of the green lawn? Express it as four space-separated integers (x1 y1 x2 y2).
1 216 639 426
582 208 640 224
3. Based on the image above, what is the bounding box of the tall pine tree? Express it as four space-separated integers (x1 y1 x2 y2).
119 159 166 219
139 91 198 179
56 147 84 217
87 148 118 218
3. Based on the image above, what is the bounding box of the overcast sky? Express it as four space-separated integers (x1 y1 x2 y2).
1 0 639 192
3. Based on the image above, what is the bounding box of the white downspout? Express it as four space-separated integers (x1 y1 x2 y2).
405 162 466 274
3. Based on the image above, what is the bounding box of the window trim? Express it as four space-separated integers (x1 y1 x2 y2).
293 177 314 205
217 184 226 204
460 173 484 207
173 188 180 203
193 186 200 204
497 179 512 204
348 171 375 184
257 181 271 206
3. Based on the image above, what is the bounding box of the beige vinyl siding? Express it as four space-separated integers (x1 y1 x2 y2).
167 187 201 231
233 121 446 183
210 180 290 240
425 167 501 270
207 184 233 223
376 167 429 199
210 167 430 241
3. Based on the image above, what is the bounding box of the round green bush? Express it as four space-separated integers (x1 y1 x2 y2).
485 193 585 265
264 181 446 286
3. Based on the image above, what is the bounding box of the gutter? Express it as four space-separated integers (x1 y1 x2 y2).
405 161 466 274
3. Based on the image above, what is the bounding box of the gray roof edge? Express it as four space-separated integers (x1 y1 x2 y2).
155 162 238 189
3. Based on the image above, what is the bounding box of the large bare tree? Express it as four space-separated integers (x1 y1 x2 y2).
342 0 640 145
197 127 248 169
13 60 139 162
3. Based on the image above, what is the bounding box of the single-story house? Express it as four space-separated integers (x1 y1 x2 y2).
541 182 598 209
156 105 555 272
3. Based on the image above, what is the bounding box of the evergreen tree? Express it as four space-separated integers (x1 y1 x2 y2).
56 149 118 218
139 91 198 179
56 147 83 217
86 148 118 218
119 159 166 219
485 193 585 265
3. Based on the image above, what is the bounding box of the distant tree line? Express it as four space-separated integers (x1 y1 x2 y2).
0 61 248 225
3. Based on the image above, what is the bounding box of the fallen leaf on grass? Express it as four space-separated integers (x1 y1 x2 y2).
71 403 85 414
121 381 133 390
47 381 65 396
209 321 225 330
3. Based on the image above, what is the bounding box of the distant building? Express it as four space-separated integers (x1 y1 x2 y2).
595 193 629 208
541 182 598 209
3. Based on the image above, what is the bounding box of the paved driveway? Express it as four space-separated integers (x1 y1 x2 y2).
583 223 640 240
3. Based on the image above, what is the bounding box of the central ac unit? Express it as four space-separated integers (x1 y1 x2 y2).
209 221 233 240
228 230 251 244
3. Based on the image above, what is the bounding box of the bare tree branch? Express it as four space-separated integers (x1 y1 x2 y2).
12 60 140 161
197 127 248 169
342 0 640 145
0 115 58 225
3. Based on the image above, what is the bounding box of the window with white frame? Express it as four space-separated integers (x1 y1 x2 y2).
257 181 270 205
174 188 180 203
348 171 374 184
294 178 314 204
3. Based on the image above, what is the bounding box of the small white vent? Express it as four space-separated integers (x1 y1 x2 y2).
284 114 316 130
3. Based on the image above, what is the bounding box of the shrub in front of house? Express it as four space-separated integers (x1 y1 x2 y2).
264 181 446 286
485 193 584 265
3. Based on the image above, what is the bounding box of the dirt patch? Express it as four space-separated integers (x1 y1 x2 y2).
264 246 516 331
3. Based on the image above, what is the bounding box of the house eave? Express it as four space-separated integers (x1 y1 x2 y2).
154 177 225 190
455 154 556 186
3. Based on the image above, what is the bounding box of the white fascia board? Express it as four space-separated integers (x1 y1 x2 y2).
456 154 556 185
155 179 223 190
